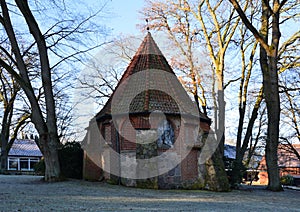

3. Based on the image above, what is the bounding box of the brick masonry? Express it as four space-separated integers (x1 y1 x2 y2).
83 114 208 189
82 32 229 191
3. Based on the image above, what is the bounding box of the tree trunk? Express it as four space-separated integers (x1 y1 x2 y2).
229 0 286 192
260 0 282 191
1 0 62 181
39 133 61 181
263 57 282 191
0 135 8 170
15 0 62 181
216 72 225 156
0 108 12 171
231 89 263 185
231 106 246 186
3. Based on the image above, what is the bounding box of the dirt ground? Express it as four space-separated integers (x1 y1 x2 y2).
0 175 299 211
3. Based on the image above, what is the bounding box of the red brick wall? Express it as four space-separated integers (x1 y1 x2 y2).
258 171 268 185
280 167 300 176
118 115 181 151
83 152 103 181
104 124 111 144
181 150 198 181
200 121 210 132
94 115 204 188
120 118 137 150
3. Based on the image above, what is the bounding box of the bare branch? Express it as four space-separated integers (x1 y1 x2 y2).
228 0 270 54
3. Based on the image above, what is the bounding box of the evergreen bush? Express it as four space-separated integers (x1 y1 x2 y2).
280 174 294 186
34 142 83 179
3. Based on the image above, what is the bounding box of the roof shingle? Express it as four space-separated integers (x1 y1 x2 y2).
8 139 42 157
96 32 209 122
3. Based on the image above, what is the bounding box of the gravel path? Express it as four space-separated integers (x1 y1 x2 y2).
0 175 299 211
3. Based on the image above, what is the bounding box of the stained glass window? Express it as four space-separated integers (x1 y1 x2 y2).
157 120 174 148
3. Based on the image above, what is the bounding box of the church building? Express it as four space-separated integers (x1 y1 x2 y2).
82 32 229 191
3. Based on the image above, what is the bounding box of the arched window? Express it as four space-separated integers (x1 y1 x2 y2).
157 120 174 148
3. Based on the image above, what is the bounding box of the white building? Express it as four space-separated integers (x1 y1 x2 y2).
7 139 43 172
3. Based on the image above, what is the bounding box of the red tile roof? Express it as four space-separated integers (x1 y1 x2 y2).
258 144 300 170
96 32 210 122
278 144 300 168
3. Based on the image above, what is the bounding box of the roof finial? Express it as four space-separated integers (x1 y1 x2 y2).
146 18 150 32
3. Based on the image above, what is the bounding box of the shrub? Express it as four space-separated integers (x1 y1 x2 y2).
280 174 294 186
58 142 83 179
34 142 83 179
34 159 45 175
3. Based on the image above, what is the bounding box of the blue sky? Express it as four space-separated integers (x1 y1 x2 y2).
108 0 146 35
74 1 147 138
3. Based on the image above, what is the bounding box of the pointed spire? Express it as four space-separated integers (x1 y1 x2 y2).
96 33 209 122
127 32 173 75
134 31 163 56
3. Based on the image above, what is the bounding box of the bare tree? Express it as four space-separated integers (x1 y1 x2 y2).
77 35 140 114
279 138 300 161
0 0 62 181
182 0 243 153
141 0 243 155
279 72 300 159
278 29 300 148
232 27 300 186
228 0 300 191
0 41 33 170
231 26 262 184
0 76 31 170
0 0 109 181
79 65 122 108
140 0 209 115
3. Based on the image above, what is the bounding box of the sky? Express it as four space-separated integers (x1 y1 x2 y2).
107 0 146 35
74 1 147 139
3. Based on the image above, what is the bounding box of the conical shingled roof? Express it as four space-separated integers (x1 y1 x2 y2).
96 32 209 122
